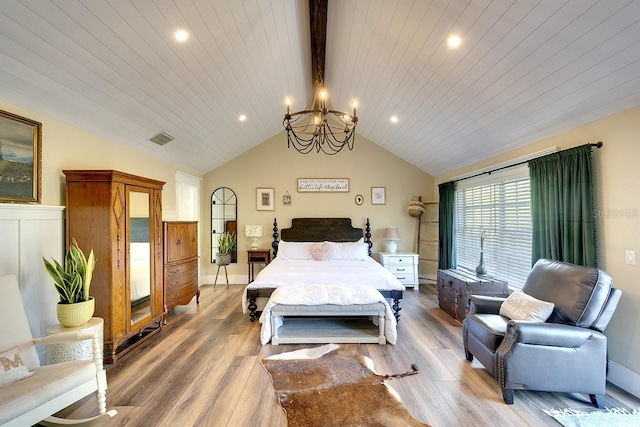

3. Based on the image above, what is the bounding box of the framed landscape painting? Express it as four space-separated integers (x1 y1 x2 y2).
0 110 42 203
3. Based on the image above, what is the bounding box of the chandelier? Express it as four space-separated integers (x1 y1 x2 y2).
283 0 358 155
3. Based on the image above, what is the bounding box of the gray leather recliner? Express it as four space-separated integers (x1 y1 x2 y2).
462 258 621 407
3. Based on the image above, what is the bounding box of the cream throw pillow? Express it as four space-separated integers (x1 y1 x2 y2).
0 346 32 388
499 290 555 322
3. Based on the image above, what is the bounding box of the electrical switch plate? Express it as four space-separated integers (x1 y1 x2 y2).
625 250 636 265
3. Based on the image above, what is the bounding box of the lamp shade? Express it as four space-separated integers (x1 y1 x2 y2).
383 227 401 241
245 225 263 237
383 227 400 253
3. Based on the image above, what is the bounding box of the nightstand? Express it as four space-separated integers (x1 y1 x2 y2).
247 249 271 283
377 252 419 290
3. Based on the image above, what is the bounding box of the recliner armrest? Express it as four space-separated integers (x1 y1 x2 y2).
508 321 595 347
469 295 506 315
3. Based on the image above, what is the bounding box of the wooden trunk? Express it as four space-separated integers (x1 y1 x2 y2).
437 269 509 321
64 170 165 363
163 221 199 317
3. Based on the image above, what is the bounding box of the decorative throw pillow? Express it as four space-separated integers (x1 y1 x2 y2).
0 346 32 388
499 290 555 322
309 242 334 261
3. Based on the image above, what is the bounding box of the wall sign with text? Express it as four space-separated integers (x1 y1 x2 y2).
297 178 349 192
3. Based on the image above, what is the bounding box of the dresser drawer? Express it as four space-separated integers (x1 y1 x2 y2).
165 259 197 277
392 272 416 285
384 255 415 265
166 270 196 291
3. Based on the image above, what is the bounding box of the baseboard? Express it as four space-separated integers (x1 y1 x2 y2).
608 360 640 399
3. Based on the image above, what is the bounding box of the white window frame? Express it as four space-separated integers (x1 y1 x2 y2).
454 165 532 289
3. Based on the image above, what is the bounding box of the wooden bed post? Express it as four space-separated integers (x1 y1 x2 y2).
365 218 372 256
272 218 279 257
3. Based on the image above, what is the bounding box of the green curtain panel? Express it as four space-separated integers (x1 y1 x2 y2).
529 144 597 267
438 181 456 269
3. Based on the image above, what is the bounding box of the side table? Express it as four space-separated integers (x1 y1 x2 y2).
247 249 271 282
46 317 104 364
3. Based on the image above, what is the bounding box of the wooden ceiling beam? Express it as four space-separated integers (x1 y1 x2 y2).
309 0 327 89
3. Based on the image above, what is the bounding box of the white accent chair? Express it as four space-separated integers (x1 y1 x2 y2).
0 274 117 426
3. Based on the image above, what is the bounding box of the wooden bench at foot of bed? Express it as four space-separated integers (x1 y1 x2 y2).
270 303 387 345
247 289 404 322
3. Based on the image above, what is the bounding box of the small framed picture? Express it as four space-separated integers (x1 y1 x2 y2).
355 194 363 205
283 191 292 206
257 188 275 211
371 187 386 205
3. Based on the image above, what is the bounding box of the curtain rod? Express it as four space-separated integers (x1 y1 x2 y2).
450 142 603 184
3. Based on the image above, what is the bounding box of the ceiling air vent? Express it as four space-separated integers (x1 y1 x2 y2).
149 131 174 146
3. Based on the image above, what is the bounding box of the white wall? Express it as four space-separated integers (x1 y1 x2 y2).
0 204 64 362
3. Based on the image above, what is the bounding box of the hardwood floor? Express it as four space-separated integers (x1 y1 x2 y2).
60 282 640 426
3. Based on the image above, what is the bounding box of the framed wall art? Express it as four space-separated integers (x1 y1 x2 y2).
257 188 275 211
283 191 292 206
0 110 42 203
297 178 349 192
371 187 386 205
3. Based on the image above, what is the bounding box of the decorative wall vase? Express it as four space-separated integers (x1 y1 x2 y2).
57 297 95 327
476 252 487 276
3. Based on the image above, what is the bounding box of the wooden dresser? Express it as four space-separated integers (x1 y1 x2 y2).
437 269 509 321
163 221 199 316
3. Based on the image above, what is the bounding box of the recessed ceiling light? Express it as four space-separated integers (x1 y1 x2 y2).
239 114 247 121
174 30 189 42
448 35 461 48
390 116 398 123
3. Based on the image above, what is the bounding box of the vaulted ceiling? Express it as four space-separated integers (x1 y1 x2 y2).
1 0 640 177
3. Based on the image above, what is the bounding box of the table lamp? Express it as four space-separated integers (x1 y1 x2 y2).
245 225 263 250
383 227 401 253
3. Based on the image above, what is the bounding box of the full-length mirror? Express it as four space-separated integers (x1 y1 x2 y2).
211 187 237 263
129 190 151 326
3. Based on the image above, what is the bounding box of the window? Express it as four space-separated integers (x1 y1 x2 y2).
455 165 532 288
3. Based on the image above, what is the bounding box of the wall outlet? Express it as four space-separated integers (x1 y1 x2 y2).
625 250 636 265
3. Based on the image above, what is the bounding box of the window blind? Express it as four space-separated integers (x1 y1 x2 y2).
455 164 532 288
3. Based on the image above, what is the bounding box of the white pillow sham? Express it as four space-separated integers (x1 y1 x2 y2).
499 290 555 322
328 238 369 261
277 241 315 260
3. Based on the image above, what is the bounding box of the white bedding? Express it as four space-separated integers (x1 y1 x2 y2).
242 257 405 313
259 284 398 345
130 242 151 302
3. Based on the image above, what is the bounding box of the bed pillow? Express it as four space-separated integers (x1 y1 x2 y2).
309 242 334 261
499 290 555 322
328 238 369 261
277 241 315 260
0 346 32 388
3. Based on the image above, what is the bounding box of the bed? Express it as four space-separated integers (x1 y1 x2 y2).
242 218 405 327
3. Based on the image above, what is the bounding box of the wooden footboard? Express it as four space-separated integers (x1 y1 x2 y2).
246 288 403 322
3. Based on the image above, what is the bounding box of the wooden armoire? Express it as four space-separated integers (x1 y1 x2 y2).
63 170 165 363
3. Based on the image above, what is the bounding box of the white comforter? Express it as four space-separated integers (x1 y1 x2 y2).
258 283 398 345
242 257 405 313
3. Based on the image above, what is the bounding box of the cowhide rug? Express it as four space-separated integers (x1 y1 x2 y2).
262 344 430 427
